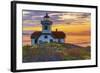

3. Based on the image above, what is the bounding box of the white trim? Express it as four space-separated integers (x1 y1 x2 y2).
16 3 96 70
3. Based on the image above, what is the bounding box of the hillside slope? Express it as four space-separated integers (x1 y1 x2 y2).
22 43 91 62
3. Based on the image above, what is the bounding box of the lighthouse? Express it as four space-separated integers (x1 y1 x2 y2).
31 13 65 44
41 13 53 33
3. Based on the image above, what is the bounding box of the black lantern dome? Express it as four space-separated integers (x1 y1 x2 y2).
44 13 50 18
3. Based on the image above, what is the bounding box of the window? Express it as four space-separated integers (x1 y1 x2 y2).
50 39 53 42
44 35 48 38
58 39 61 43
34 39 37 44
39 40 42 44
44 26 48 30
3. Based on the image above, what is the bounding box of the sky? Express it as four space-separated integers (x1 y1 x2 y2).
22 10 91 47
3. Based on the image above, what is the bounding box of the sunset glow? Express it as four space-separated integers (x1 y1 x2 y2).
22 10 91 47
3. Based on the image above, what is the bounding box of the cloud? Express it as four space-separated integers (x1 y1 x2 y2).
67 30 90 36
23 11 31 15
60 12 90 24
23 20 41 26
78 13 91 18
22 10 91 27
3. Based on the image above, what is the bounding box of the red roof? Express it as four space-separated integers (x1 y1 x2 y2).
52 31 65 38
31 31 41 39
31 31 65 39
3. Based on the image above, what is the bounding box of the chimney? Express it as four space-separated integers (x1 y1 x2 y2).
56 29 58 32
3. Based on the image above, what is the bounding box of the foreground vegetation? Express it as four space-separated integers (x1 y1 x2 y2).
22 42 91 62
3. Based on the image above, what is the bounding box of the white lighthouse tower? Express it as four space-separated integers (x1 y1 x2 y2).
41 13 53 33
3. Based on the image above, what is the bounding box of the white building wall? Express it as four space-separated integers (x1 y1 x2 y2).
31 39 35 45
38 35 54 44
54 39 58 42
42 30 51 33
32 37 65 45
60 39 64 43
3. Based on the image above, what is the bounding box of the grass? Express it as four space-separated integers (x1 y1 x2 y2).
22 42 91 62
